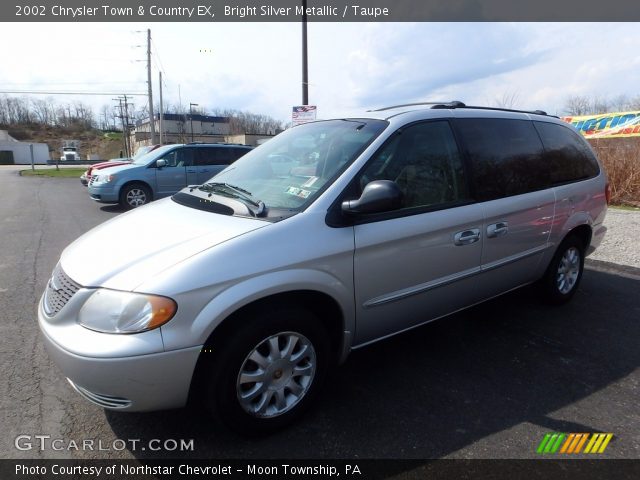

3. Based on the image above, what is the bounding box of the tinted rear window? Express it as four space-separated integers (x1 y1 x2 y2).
195 147 236 166
534 121 600 184
455 118 547 201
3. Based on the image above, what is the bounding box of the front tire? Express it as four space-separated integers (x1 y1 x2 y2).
203 306 330 435
539 235 585 305
119 183 151 209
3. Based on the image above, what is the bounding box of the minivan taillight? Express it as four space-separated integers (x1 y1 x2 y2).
605 182 611 205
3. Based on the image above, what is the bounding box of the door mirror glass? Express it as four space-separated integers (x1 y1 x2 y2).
342 180 403 215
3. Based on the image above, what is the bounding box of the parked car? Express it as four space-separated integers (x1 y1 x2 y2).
81 159 131 186
87 143 252 208
39 103 607 434
80 145 161 186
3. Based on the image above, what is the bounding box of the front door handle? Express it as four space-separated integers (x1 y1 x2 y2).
487 221 509 238
186 169 197 173
454 229 480 246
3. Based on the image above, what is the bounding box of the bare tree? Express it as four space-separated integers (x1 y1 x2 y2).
610 94 630 112
590 95 610 114
211 108 284 135
493 91 520 109
564 95 592 116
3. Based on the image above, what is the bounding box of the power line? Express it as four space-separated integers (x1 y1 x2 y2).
0 90 147 96
150 37 167 74
0 82 145 86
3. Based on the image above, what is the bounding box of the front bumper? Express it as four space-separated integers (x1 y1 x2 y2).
38 294 202 412
87 183 119 203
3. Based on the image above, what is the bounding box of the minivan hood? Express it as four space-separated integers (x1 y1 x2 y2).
60 197 267 291
97 163 140 175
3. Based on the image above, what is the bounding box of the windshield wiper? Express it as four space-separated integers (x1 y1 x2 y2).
205 182 253 197
199 182 266 217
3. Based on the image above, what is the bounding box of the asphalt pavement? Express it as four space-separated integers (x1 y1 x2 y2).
0 165 638 463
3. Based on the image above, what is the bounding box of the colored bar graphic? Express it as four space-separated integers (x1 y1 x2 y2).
537 433 613 454
584 434 599 453
574 433 589 453
536 433 553 454
598 434 613 453
560 433 576 453
544 433 559 453
551 434 566 453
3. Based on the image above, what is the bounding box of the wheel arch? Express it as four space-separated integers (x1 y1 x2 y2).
565 223 592 250
187 288 349 406
119 180 154 202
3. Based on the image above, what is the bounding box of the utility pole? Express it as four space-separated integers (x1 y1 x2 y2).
189 103 198 142
147 29 156 144
301 0 309 105
113 97 127 157
159 71 164 145
123 95 131 157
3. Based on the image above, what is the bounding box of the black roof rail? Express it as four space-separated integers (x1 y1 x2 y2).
369 101 466 112
460 105 549 116
369 101 550 116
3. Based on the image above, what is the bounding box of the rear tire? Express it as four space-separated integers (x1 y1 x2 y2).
202 306 330 435
119 183 151 209
539 235 585 305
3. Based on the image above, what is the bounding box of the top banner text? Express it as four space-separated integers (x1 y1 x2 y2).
6 0 640 22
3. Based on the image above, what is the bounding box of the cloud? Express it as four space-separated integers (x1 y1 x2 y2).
345 23 548 108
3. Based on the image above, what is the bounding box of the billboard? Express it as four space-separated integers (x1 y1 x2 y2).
292 105 317 126
562 111 640 138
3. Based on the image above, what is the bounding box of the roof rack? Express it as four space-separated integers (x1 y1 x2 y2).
370 101 549 116
459 105 548 116
370 101 465 112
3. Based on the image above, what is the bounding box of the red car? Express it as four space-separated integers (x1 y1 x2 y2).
80 145 160 186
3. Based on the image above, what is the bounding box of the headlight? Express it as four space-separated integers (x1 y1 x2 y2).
78 289 177 334
94 174 115 184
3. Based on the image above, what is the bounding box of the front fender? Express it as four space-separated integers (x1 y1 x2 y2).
160 268 355 353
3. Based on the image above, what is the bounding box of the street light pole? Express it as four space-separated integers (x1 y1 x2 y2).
189 103 198 142
301 0 308 105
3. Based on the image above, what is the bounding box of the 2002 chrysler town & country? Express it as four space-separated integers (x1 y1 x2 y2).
38 102 608 434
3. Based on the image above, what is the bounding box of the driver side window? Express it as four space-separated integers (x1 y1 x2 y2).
359 121 469 209
160 148 193 168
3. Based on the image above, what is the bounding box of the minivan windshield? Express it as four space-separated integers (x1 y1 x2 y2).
195 119 387 213
132 144 175 165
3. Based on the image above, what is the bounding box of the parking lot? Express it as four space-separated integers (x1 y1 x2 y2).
1 165 639 461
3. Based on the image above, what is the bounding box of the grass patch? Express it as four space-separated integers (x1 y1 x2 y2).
20 168 86 178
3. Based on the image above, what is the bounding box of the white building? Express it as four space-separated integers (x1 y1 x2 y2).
0 130 49 164
130 114 277 148
131 113 231 149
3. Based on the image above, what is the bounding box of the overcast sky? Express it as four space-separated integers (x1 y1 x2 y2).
0 22 637 122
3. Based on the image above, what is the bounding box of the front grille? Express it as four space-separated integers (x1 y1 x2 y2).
65 153 75 161
67 379 132 409
43 264 82 316
88 175 97 186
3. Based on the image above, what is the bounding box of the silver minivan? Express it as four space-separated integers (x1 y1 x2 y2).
38 103 608 433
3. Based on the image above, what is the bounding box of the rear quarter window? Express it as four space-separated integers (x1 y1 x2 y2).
455 118 548 201
533 121 600 184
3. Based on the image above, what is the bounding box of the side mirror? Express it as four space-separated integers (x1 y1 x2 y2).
341 180 403 215
156 159 167 168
